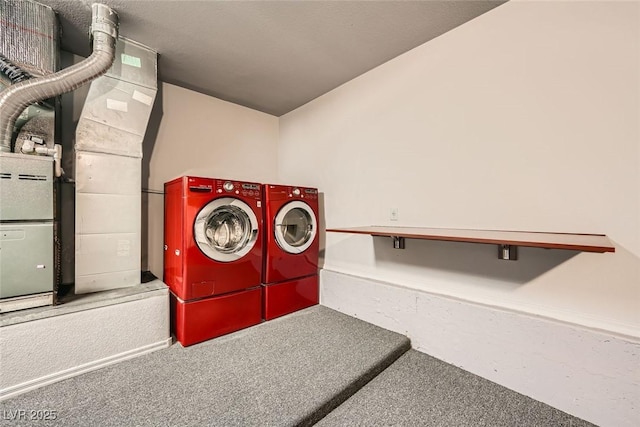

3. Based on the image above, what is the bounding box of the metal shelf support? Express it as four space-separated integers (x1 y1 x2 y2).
498 244 518 261
392 236 405 249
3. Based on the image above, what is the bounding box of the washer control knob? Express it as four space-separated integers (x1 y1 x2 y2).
292 188 301 196
223 181 234 192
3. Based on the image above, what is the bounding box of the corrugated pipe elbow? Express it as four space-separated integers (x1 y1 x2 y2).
0 3 118 152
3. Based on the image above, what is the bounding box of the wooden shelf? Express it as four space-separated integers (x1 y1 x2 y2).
326 226 615 255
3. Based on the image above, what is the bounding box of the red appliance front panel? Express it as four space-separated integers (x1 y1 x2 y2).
171 287 262 347
262 184 320 284
164 176 263 301
262 274 319 321
164 178 185 295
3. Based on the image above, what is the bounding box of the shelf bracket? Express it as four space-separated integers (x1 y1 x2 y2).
498 244 518 261
392 236 405 249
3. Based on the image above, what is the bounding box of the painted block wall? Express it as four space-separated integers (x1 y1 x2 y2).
321 270 639 427
144 83 279 277
279 0 640 337
0 288 170 400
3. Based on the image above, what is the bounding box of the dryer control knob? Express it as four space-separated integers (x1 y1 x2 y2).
223 181 234 192
175 249 180 256
292 188 301 196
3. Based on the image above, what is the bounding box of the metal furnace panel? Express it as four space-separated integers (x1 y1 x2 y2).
75 152 141 195
0 153 53 221
75 77 156 146
75 232 140 276
75 121 144 158
75 193 140 235
75 270 140 294
0 222 53 299
106 37 158 89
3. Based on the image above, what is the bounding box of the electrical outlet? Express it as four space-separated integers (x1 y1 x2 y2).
390 208 399 221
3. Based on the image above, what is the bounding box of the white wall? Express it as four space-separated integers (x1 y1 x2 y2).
144 83 279 276
279 0 640 338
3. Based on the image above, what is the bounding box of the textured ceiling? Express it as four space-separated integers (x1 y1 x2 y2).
34 0 505 116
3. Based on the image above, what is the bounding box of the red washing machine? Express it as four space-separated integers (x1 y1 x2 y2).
164 176 263 346
262 184 320 320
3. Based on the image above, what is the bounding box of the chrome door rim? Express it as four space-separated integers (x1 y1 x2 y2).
194 197 258 262
273 200 317 254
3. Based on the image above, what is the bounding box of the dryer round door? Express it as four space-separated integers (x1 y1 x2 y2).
194 197 259 262
274 200 317 254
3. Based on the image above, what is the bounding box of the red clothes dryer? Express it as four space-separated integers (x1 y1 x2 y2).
164 176 263 346
262 184 320 320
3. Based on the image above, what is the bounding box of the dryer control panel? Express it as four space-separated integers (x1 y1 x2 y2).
265 185 318 201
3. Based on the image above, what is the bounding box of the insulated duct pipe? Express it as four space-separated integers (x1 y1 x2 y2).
0 54 54 111
0 54 34 85
0 3 118 153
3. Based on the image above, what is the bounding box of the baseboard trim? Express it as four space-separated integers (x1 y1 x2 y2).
0 338 172 401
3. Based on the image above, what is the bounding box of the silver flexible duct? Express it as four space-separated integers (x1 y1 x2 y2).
0 3 118 152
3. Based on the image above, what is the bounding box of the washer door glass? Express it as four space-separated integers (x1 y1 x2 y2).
194 197 258 262
274 201 317 254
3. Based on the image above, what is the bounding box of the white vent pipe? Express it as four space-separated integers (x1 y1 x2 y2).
0 3 118 153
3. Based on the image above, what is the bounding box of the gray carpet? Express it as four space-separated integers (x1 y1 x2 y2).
0 305 410 427
317 349 596 427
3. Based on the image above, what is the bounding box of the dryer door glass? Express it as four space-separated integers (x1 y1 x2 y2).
274 201 317 254
194 197 258 262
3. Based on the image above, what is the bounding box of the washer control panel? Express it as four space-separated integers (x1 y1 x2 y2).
215 179 261 199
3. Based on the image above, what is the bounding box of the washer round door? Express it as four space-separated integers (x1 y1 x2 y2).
194 197 259 262
274 200 317 254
